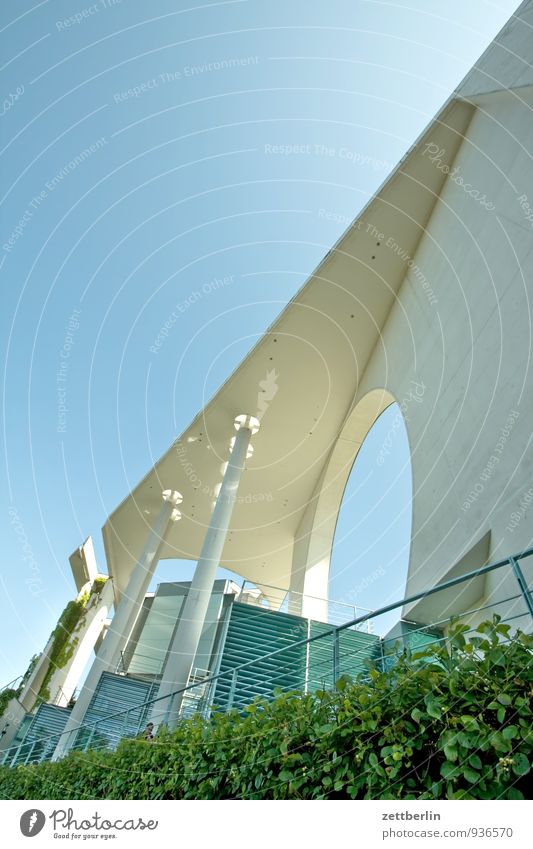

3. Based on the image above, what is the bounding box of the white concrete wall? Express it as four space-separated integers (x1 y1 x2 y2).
0 634 55 752
0 699 27 753
457 1 533 98
352 86 533 628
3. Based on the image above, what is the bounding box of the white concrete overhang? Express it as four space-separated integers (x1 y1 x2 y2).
403 532 491 625
69 537 100 594
102 95 474 609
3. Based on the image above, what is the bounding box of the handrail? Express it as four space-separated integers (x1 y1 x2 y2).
2 546 532 764
238 579 373 614
0 675 22 694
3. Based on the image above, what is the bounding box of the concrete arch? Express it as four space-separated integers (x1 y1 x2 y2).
289 388 397 620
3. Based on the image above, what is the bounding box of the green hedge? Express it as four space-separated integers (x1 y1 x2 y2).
1 617 531 800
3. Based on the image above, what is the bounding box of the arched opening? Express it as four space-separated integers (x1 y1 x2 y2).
329 402 412 634
289 389 412 628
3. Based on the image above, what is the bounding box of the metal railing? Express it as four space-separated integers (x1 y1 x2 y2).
2 546 532 767
236 580 373 630
0 675 22 694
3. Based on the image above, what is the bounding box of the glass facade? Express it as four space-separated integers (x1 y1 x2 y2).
124 579 238 681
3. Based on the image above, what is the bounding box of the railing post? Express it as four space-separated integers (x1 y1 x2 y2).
8 744 20 767
198 676 212 719
509 556 533 621
332 628 340 685
43 736 56 762
84 726 95 752
24 741 36 766
135 706 146 737
378 637 385 673
162 693 174 728
304 619 310 694
120 707 131 740
227 669 238 711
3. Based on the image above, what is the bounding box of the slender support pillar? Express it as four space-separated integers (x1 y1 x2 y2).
151 415 259 729
332 628 340 685
51 490 182 761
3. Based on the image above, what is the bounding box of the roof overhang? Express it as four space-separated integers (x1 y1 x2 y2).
69 537 99 594
102 96 474 608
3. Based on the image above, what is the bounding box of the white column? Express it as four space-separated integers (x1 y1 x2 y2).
151 415 259 729
288 480 332 623
51 490 182 761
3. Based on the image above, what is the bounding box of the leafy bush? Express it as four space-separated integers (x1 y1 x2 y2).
90 576 108 596
0 617 531 800
0 656 39 720
0 689 18 721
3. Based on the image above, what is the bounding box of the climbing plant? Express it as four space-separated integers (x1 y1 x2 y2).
0 689 18 721
36 579 107 704
90 576 108 596
1 579 109 718
0 655 39 720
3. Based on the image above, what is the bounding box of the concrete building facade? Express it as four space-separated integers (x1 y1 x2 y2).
2 1 532 764
55 3 533 757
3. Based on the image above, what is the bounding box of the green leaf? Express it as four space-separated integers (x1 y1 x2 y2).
448 674 461 695
440 761 458 779
468 754 482 770
507 787 525 800
502 726 518 740
460 715 479 731
497 707 506 724
490 732 511 753
488 649 506 667
443 745 458 762
426 699 442 719
512 754 530 777
496 693 512 706
457 732 474 749
463 767 480 784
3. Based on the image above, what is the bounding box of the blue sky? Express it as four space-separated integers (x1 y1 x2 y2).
0 0 519 683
